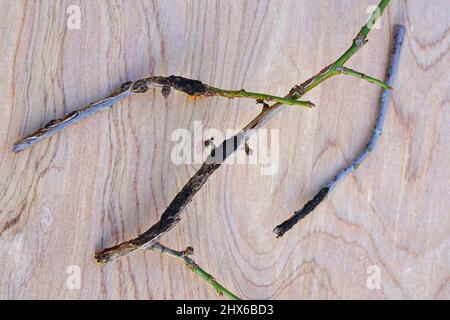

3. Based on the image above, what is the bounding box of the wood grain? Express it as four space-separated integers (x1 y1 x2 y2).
0 0 449 299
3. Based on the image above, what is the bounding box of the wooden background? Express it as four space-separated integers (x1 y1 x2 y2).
0 0 449 300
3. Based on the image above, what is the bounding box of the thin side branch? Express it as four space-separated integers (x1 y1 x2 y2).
208 87 315 108
274 24 406 238
13 76 312 153
336 66 392 90
150 243 241 300
94 0 392 264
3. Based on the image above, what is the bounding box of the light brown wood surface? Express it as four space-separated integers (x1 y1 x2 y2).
0 0 449 300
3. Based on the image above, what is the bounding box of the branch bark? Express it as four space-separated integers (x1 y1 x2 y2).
13 76 313 153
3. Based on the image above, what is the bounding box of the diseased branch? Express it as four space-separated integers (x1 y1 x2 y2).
149 243 241 300
13 76 313 153
94 0 392 264
274 24 406 238
94 154 229 263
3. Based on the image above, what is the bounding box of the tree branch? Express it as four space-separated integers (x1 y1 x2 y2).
274 24 406 238
94 0 392 264
13 76 312 153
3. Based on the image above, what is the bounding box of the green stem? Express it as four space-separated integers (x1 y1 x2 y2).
149 243 241 300
333 0 391 67
337 66 392 90
286 0 391 101
187 261 241 300
208 86 315 108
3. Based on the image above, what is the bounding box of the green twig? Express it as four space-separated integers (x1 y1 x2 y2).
149 243 241 300
336 66 392 90
287 0 391 99
333 0 391 67
208 86 315 108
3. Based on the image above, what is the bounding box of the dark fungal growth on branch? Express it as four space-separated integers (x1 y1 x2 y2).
274 187 330 238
